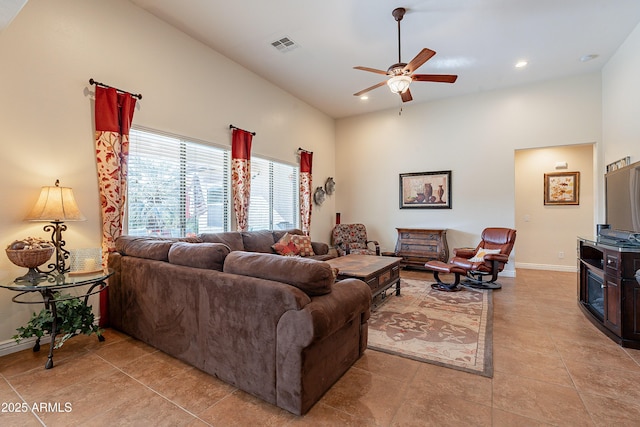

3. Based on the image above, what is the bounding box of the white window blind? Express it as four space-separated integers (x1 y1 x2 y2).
248 157 299 231
127 128 229 237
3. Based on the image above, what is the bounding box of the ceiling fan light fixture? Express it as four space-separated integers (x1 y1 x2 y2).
387 75 412 94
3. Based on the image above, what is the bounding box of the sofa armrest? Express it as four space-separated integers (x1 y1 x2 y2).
275 278 371 415
277 278 371 347
310 241 329 255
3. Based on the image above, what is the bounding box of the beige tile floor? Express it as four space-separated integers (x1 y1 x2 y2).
2 269 640 426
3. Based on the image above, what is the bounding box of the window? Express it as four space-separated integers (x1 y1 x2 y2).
126 128 299 236
127 128 230 237
248 157 299 231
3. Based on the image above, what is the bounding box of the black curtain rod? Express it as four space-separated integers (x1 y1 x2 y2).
229 124 256 136
89 78 142 100
297 147 312 154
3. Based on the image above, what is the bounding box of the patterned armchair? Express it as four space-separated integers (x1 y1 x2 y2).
331 224 380 256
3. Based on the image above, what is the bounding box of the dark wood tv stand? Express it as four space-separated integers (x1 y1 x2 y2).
578 236 640 348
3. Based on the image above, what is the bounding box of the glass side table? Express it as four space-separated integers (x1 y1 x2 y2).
0 268 113 369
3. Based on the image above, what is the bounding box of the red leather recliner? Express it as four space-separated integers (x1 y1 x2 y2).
425 227 516 291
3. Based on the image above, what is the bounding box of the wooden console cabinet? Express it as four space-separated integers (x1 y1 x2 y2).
578 237 640 348
391 228 448 270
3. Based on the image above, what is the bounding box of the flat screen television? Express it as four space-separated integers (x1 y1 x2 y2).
605 160 640 233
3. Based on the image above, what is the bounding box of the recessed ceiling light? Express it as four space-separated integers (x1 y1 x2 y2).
515 60 528 68
580 54 599 62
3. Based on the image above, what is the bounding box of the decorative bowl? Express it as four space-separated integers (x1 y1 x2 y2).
6 247 55 269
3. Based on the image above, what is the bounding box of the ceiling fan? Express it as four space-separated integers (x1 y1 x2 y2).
353 7 458 102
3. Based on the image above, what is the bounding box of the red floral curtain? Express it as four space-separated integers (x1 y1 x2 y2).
231 129 253 231
94 86 136 325
299 151 313 235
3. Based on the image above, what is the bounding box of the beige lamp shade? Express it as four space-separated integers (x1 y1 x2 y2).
25 180 86 222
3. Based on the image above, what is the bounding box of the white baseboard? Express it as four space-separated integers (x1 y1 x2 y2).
0 315 102 357
0 336 41 357
500 269 516 278
515 262 577 272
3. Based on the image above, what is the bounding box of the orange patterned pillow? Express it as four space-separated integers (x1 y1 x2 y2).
272 233 301 256
290 234 316 257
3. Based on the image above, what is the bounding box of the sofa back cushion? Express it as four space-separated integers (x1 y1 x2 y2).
168 242 231 271
115 236 175 261
240 230 276 253
223 251 333 296
198 232 245 252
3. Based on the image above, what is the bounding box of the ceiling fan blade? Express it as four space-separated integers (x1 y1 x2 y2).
403 48 436 74
400 89 413 102
353 81 387 97
413 74 458 83
354 66 389 75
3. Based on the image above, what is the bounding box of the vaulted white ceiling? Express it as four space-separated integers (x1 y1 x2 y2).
130 0 640 119
0 0 27 33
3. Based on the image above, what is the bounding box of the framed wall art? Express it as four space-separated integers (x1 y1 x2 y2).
399 170 452 209
544 171 580 205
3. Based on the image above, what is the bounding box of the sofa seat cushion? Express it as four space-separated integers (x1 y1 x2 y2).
223 251 333 296
308 253 335 261
168 242 231 271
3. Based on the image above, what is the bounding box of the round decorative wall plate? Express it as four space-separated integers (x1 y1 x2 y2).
325 177 336 195
314 186 326 205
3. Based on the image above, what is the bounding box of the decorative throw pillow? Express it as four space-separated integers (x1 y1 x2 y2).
469 248 501 262
290 234 316 257
272 233 300 256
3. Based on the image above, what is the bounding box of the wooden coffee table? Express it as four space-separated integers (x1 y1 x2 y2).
327 255 402 306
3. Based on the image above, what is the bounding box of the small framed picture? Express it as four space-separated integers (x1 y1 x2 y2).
544 171 580 205
399 170 452 209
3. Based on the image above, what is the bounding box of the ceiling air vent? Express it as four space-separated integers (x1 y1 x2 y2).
270 36 299 53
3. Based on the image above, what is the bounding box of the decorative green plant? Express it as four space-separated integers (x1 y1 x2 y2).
13 292 102 349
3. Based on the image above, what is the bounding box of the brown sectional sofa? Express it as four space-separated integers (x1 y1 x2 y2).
107 230 370 415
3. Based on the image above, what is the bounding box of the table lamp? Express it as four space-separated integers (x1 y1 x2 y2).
25 179 86 274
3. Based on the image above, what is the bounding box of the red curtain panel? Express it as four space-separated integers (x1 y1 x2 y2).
94 86 136 326
231 129 253 231
299 151 313 235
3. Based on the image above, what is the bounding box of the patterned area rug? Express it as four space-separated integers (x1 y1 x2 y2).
368 278 493 377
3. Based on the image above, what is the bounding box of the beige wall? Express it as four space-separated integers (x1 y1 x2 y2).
335 73 603 274
603 21 640 165
514 144 595 271
0 0 336 346
1 1 639 351
602 21 640 221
